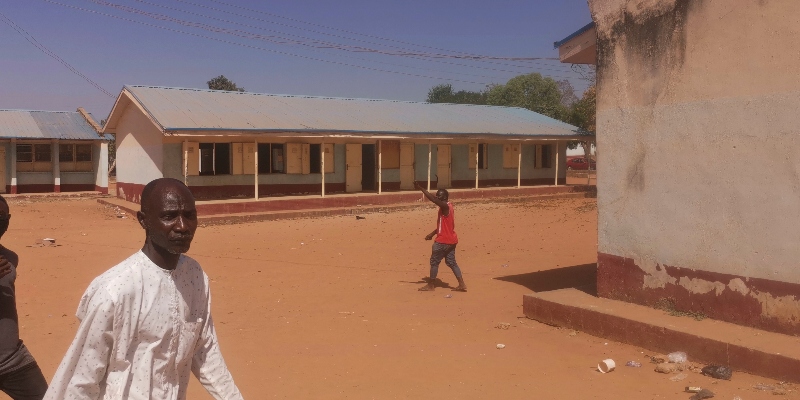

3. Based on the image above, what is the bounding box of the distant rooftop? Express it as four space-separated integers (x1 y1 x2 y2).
0 110 106 140
104 85 582 139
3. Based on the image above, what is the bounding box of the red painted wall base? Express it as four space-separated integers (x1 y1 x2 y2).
598 252 800 336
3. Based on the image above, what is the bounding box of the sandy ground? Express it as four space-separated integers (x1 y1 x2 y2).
2 196 792 399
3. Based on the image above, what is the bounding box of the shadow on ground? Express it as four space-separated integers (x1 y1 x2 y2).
494 263 597 295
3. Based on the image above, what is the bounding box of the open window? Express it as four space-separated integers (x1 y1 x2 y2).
199 143 231 175
535 144 553 169
59 143 93 172
17 143 52 172
469 143 489 169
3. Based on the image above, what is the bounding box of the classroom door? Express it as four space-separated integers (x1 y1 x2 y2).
400 143 415 190
346 144 362 193
436 145 451 188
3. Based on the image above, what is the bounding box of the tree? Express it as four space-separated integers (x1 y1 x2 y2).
568 85 596 167
557 79 579 108
207 75 245 92
427 83 488 105
486 73 569 121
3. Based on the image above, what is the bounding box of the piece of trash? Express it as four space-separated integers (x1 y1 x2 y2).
338 311 354 315
733 396 742 400
300 242 304 245
689 388 715 400
501 264 509 267
496 323 510 330
655 363 679 374
444 294 452 298
568 330 577 337
753 384 776 391
625 361 642 367
668 351 687 363
701 365 732 380
43 238 55 244
355 215 366 220
597 359 615 373
669 373 688 382
686 387 703 393
773 388 788 396
496 344 506 349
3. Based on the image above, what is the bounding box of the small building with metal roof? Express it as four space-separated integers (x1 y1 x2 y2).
103 85 585 203
0 108 110 194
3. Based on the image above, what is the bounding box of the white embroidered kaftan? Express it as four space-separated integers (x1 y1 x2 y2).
44 251 243 400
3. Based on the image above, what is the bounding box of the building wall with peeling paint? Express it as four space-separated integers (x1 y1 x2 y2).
590 0 800 334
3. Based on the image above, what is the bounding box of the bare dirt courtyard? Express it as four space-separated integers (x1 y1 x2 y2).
2 196 792 399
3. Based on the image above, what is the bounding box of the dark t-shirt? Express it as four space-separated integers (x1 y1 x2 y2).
0 261 19 360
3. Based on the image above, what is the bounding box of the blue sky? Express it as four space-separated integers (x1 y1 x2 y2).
0 0 592 120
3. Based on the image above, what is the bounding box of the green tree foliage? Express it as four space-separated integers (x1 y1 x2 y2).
569 85 596 133
426 84 488 105
207 75 245 92
486 73 568 121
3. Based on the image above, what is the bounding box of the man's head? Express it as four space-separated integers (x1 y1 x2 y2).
0 195 9 240
436 189 449 202
137 178 197 255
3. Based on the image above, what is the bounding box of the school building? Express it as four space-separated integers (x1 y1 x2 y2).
103 85 585 203
556 0 800 336
0 109 110 194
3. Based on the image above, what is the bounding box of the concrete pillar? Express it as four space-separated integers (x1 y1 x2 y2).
475 143 479 189
554 141 560 186
321 142 325 198
183 140 188 186
10 140 17 194
377 140 382 194
517 145 522 188
427 143 431 191
52 140 60 193
97 141 108 193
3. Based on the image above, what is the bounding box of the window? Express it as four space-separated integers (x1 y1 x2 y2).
59 144 93 172
199 143 231 175
16 143 52 172
272 145 285 173
379 141 401 169
469 143 488 169
535 144 553 169
310 144 321 174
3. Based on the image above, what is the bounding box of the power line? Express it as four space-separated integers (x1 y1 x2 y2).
41 0 497 85
204 0 562 63
0 11 115 97
173 0 573 71
85 0 582 81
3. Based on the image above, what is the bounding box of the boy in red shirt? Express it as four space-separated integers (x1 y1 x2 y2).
416 182 467 292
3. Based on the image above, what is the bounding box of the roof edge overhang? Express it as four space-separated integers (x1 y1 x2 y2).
162 128 589 141
102 86 166 135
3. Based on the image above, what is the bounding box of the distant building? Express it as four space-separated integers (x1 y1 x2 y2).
0 109 110 194
103 85 585 203
557 1 800 335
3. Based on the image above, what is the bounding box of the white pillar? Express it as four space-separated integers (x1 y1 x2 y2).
254 140 259 199
10 140 16 194
377 140 382 194
183 140 188 186
517 145 522 188
52 139 60 193
474 143 479 189
554 141 560 186
426 143 431 191
321 142 325 198
97 141 108 193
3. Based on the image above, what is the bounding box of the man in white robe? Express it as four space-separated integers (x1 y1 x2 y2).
45 178 243 400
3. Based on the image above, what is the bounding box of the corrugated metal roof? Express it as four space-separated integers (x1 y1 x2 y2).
0 110 104 140
119 85 581 138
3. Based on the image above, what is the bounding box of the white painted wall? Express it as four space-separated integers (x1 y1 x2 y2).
116 104 164 186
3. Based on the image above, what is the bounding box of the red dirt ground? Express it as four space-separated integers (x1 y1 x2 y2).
2 196 792 399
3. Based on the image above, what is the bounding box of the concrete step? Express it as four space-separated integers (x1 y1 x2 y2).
523 288 800 383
